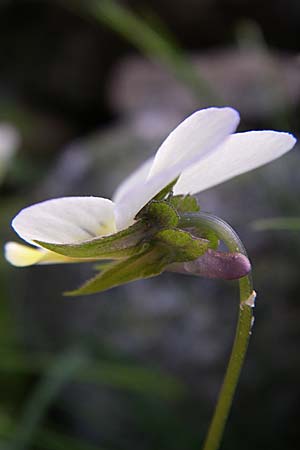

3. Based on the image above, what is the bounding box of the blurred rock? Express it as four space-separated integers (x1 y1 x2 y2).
109 49 300 123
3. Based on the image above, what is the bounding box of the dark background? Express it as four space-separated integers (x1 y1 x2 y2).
0 1 300 449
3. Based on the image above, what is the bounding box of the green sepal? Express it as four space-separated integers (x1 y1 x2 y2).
155 228 209 262
137 200 179 228
34 221 149 259
153 178 178 201
65 228 209 296
168 195 200 214
181 225 219 250
65 245 172 296
178 214 220 250
93 261 114 271
200 229 219 250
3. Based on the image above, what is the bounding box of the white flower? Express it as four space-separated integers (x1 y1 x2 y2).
0 123 20 182
5 106 296 267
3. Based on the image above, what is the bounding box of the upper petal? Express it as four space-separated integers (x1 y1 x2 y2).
12 196 116 245
115 107 240 229
147 107 240 179
174 130 297 195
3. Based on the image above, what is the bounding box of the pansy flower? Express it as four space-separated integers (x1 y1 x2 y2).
5 107 296 295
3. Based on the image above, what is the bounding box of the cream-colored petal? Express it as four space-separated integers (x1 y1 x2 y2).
4 242 83 266
147 107 240 179
174 130 297 195
12 196 116 245
113 157 154 204
115 108 240 229
5 242 45 266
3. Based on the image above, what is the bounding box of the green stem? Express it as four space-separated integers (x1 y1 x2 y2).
179 213 255 450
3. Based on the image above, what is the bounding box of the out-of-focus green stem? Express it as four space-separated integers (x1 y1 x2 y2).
8 349 86 450
179 213 255 450
252 216 300 231
60 0 220 103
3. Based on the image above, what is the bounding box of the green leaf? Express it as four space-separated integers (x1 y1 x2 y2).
34 222 149 259
155 228 208 262
168 194 200 214
138 200 179 228
65 245 172 296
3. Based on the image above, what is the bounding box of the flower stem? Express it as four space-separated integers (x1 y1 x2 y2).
179 213 255 450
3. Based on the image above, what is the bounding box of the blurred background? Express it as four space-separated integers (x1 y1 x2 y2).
0 1 300 449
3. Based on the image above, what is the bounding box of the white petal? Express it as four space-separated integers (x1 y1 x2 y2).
4 242 82 266
113 157 154 204
147 107 240 179
174 130 297 195
12 196 116 245
115 107 240 229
